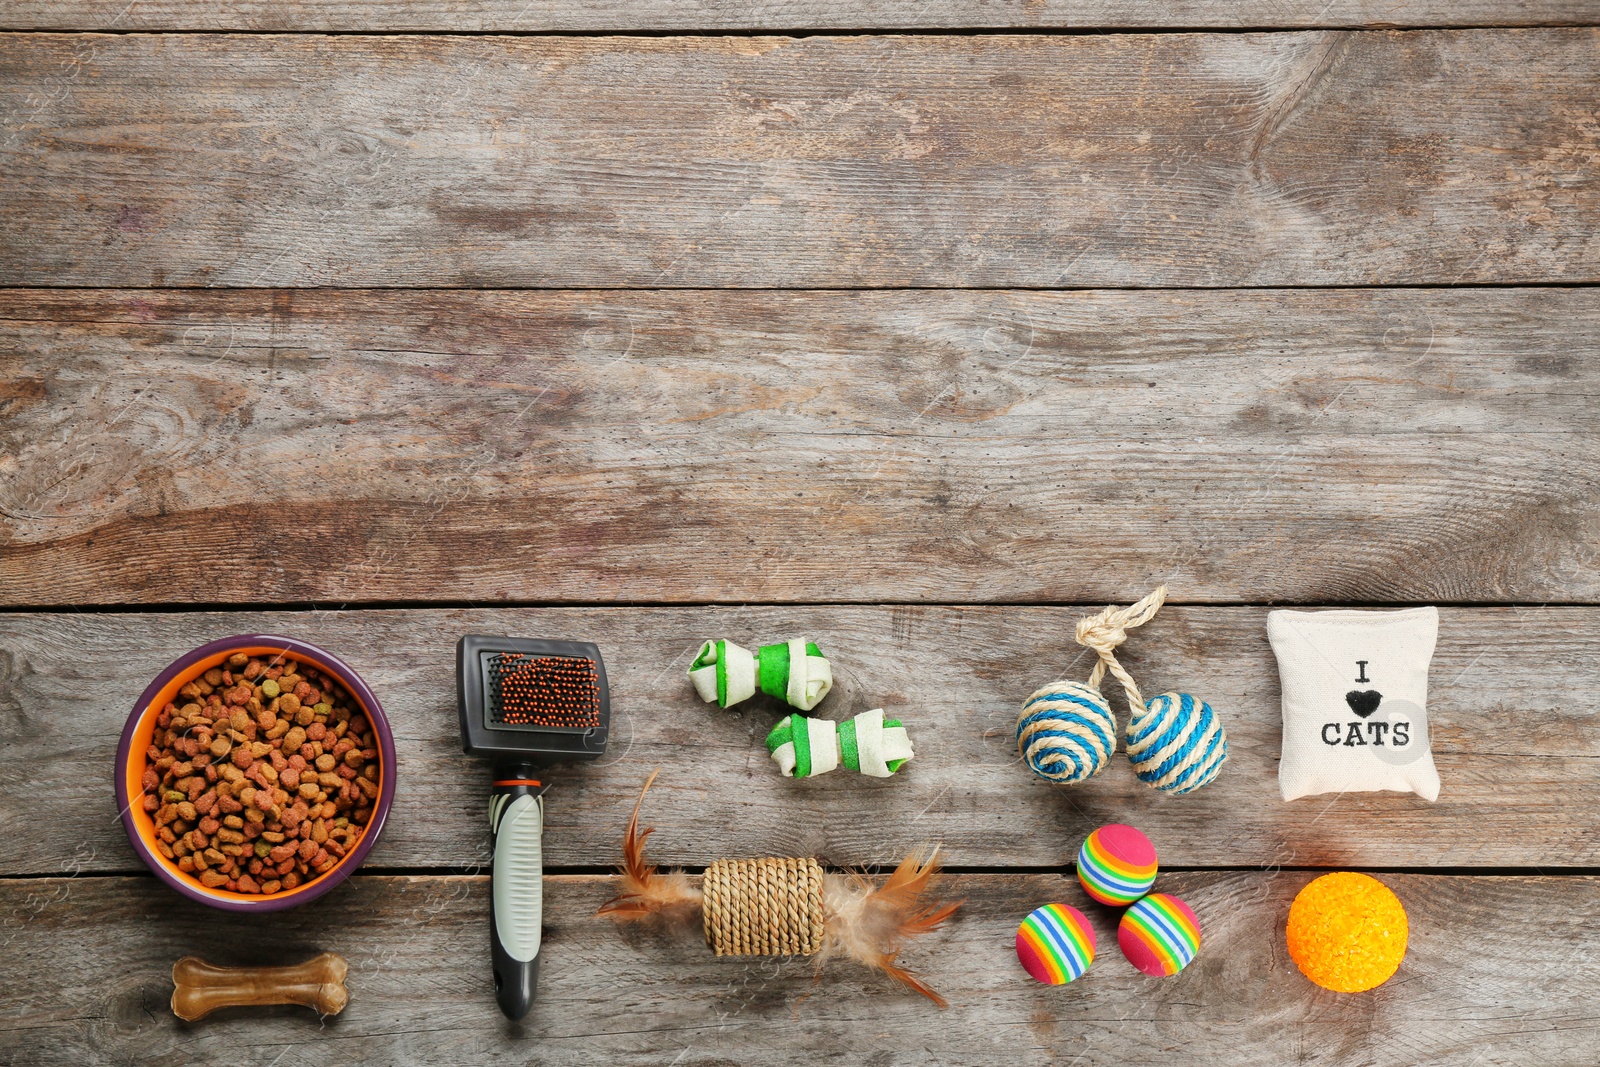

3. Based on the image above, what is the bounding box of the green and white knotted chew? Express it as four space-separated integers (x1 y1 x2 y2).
766 708 914 778
689 638 833 712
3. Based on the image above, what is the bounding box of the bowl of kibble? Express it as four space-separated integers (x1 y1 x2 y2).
116 635 396 911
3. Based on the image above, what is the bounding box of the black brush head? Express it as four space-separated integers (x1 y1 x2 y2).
457 635 610 763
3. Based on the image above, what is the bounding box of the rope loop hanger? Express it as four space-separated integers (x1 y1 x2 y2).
1075 585 1167 713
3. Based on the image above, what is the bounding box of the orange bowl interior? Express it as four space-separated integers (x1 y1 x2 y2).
124 644 384 905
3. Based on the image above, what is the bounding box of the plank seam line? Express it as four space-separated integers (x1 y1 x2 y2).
2 599 1594 614
2 282 1599 294
2 24 1597 38
8 864 1600 881
356 864 1600 877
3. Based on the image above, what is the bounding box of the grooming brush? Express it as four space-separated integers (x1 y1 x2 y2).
457 636 610 1019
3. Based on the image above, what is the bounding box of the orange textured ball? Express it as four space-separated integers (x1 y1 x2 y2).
1286 872 1408 993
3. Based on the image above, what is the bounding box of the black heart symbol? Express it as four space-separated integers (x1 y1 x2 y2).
1345 690 1383 718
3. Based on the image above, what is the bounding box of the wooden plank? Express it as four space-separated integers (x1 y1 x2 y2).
3 287 1596 606
3 871 1596 1064
3 605 1596 876
5 0 1596 32
2 31 1596 288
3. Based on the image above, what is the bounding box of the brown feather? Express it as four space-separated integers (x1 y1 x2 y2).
876 952 950 1010
898 899 963 939
868 848 963 943
595 768 702 921
818 846 962 1008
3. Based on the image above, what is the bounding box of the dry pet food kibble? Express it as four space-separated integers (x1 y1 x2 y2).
141 652 380 896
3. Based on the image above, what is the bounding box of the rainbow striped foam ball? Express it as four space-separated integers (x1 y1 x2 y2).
1076 824 1159 906
1125 692 1228 795
1118 893 1201 977
1017 681 1118 785
1016 902 1096 985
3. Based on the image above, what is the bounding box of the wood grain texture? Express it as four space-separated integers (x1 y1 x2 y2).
4 871 1597 1065
3 288 1597 606
3 31 1598 288
5 0 1597 31
4 605 1597 877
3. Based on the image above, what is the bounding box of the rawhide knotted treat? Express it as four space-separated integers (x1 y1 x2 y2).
690 638 833 711
766 708 914 778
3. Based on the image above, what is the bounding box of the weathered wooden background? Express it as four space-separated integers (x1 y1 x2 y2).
1 3 1596 1065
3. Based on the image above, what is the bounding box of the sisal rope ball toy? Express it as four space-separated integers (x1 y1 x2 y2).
1128 691 1228 795
1016 681 1117 784
1015 586 1228 794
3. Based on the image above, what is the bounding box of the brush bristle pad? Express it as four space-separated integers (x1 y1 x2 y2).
487 653 602 729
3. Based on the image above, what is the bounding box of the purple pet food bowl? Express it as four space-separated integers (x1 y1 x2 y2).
116 635 395 911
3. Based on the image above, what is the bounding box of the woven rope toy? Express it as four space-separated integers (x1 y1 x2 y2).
766 708 914 778
598 771 961 1007
1016 586 1229 794
690 638 833 711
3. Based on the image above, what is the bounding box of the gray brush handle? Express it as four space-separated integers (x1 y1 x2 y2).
489 783 544 1019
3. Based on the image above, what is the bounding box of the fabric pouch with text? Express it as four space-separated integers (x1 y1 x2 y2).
1268 606 1441 802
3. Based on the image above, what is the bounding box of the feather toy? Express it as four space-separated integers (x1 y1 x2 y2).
598 770 961 1007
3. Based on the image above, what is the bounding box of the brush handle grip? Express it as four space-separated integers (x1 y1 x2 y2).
490 781 545 1019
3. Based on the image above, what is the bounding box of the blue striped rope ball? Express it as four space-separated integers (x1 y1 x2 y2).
1017 681 1117 784
1125 692 1228 795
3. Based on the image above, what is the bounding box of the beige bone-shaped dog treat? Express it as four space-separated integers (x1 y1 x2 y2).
171 952 349 1021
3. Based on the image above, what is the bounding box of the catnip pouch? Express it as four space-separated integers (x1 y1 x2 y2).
1268 607 1441 802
